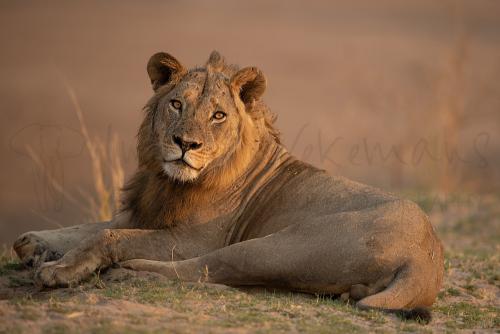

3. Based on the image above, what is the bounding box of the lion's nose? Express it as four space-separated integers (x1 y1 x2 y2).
173 135 203 152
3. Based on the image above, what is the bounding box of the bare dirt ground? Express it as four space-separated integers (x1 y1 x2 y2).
0 194 498 334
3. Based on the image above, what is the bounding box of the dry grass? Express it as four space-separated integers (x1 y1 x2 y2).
434 1 469 195
25 78 125 224
63 79 124 221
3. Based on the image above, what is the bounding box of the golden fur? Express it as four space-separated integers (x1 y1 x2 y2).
122 51 279 228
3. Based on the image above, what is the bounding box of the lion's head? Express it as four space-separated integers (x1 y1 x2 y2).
137 51 279 186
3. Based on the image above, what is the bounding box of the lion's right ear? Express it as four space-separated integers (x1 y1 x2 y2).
230 67 267 111
147 52 186 92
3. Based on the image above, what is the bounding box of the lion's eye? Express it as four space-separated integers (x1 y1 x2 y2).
212 111 227 122
170 99 182 111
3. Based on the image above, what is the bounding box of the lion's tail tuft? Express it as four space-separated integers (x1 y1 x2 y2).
393 307 432 324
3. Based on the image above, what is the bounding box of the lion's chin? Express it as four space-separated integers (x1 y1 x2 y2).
162 161 201 182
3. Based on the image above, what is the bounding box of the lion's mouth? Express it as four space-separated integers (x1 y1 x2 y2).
164 158 203 171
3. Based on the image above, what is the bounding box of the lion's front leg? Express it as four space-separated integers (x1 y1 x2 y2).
34 228 202 287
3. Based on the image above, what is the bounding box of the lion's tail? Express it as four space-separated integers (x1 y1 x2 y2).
386 307 432 324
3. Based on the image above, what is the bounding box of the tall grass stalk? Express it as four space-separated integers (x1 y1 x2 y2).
62 80 125 222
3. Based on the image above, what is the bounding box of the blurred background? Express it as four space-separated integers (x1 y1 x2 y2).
1 0 499 245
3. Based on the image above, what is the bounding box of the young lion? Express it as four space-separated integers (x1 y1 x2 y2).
14 51 443 322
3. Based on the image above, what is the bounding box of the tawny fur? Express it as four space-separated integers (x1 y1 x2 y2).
13 51 444 321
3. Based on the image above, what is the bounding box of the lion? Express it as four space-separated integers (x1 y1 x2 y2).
13 51 443 322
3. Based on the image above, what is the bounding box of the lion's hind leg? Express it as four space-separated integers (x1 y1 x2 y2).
121 258 433 324
120 259 180 278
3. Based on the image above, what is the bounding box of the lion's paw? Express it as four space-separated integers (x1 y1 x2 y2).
35 260 87 287
13 232 62 267
34 251 100 287
34 261 70 287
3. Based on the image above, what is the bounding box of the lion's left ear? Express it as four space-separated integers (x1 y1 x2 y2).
147 52 186 92
230 67 266 111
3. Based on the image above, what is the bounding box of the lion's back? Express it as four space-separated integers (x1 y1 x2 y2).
232 157 399 241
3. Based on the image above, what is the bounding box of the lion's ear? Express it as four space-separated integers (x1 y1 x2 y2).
230 67 267 110
147 52 186 92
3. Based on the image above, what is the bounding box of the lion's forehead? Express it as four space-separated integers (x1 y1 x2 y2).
175 70 230 105
174 71 205 99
